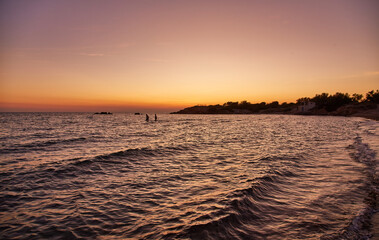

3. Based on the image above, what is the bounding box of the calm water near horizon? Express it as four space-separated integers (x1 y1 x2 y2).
0 113 378 239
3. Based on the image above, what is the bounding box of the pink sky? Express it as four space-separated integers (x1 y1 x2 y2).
1 0 378 112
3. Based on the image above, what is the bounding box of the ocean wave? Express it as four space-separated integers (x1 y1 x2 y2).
182 169 296 240
323 136 378 239
1 114 374 240
51 144 197 178
91 144 193 161
0 137 87 154
0 143 198 185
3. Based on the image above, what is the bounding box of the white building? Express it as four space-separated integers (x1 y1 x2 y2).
297 102 316 112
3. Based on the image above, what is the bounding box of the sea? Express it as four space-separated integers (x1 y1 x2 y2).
0 113 378 239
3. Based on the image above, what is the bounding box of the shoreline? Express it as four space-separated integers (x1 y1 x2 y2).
171 112 379 121
171 104 379 122
171 108 379 237
351 112 379 121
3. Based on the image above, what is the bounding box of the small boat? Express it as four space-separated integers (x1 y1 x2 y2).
134 112 142 115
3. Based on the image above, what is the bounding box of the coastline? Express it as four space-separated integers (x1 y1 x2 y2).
171 104 379 121
351 110 379 121
171 105 379 238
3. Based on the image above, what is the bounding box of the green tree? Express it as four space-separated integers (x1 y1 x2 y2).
351 93 363 103
238 100 251 109
296 97 311 104
311 92 352 111
328 92 351 111
268 101 279 108
312 93 329 108
366 90 379 103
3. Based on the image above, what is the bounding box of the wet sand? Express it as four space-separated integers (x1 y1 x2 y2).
352 108 379 121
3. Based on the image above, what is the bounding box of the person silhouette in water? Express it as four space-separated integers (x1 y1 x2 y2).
154 114 157 121
146 114 149 122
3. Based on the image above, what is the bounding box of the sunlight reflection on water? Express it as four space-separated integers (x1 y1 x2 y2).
0 113 377 239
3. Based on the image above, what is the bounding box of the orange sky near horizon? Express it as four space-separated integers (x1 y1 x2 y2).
1 0 378 112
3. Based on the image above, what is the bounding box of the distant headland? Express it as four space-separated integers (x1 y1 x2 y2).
94 112 113 115
171 90 379 121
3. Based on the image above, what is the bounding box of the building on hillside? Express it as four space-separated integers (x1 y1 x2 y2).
297 102 316 112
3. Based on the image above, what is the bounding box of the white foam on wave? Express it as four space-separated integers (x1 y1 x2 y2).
332 136 378 239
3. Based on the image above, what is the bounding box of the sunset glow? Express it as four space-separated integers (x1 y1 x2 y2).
1 0 378 112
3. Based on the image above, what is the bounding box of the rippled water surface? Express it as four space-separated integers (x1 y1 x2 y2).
0 113 378 239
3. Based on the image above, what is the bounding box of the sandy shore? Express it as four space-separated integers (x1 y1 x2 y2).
352 108 379 121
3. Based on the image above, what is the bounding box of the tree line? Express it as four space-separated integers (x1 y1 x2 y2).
172 90 379 114
296 90 379 111
222 90 379 112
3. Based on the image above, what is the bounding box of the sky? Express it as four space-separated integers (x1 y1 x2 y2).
0 0 378 112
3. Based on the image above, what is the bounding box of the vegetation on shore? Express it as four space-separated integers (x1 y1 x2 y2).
171 90 379 119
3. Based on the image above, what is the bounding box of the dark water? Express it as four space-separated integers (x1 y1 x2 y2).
0 113 377 239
